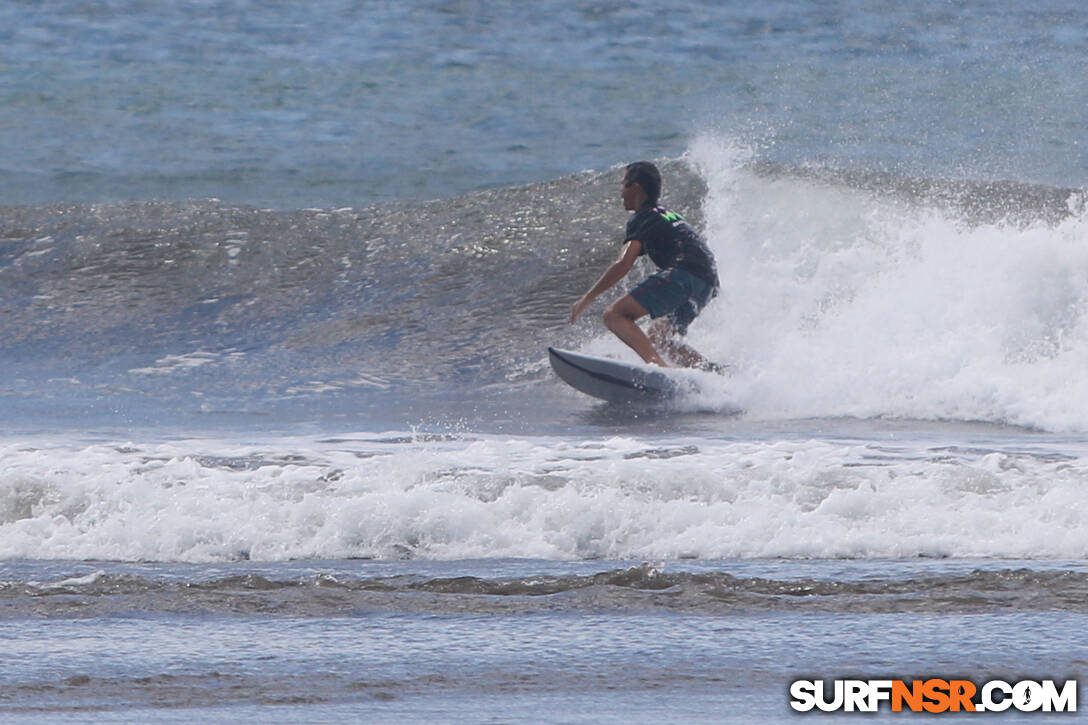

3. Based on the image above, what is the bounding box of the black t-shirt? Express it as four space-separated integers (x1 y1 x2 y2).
624 204 718 287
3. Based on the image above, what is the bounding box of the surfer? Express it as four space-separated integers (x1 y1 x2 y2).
570 161 720 369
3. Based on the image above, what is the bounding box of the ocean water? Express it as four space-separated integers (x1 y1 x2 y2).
2 0 1088 722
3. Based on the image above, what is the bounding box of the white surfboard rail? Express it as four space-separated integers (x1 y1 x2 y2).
547 347 678 403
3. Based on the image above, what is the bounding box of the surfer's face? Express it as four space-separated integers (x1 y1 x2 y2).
621 177 644 211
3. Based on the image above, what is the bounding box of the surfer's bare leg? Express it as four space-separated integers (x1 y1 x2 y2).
648 319 712 369
603 295 668 367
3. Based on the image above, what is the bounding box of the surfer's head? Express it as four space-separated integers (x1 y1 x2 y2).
623 161 661 208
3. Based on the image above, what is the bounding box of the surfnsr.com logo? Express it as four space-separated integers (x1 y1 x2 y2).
790 679 1077 713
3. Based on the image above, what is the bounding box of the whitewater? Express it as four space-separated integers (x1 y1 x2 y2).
2 427 1087 563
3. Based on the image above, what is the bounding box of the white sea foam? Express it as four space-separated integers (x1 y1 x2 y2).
129 350 245 376
1 433 1085 563
669 135 1088 432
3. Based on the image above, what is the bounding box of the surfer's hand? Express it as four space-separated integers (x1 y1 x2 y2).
570 297 590 324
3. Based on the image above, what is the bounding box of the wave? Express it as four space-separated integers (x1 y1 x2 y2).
2 144 1087 430
4 563 1085 617
686 136 1088 431
0 172 636 396
2 434 1086 563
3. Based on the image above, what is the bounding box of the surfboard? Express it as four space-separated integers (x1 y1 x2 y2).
547 347 678 403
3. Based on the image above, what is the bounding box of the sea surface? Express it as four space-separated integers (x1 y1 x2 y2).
2 0 1087 722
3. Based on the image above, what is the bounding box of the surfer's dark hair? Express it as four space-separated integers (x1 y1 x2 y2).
625 161 661 204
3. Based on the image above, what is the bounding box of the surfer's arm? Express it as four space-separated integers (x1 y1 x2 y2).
570 240 642 323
